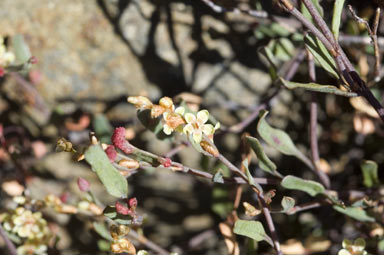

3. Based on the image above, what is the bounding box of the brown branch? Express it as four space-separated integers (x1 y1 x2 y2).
307 51 331 189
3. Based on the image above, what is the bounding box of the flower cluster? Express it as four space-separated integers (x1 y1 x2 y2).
127 96 220 144
338 238 368 255
0 36 15 76
0 207 51 255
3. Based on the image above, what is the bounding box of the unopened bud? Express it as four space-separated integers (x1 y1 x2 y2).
0 67 5 77
28 56 38 64
111 242 123 253
118 159 139 170
120 238 136 254
88 203 103 215
128 197 137 209
56 138 74 152
105 145 117 162
200 141 219 157
161 158 172 168
77 177 90 192
115 201 130 215
159 97 173 109
127 96 153 109
112 127 133 154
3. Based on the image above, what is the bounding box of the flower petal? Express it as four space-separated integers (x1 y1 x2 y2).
214 122 221 130
197 110 209 124
202 124 214 135
163 125 173 135
338 249 351 255
184 113 196 124
183 124 194 134
175 106 185 115
192 130 203 144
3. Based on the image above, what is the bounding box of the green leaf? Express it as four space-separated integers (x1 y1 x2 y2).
281 196 295 213
246 136 283 178
333 206 375 222
332 0 346 41
93 222 113 241
361 160 379 188
137 109 168 140
257 110 312 168
304 34 339 79
85 145 128 198
281 175 325 197
12 34 32 65
279 78 358 97
242 159 255 186
258 47 278 81
234 220 270 244
93 114 113 143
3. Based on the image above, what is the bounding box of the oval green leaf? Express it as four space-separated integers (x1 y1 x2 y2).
257 110 312 168
85 145 128 198
281 175 325 197
361 160 379 188
233 220 268 242
333 206 375 222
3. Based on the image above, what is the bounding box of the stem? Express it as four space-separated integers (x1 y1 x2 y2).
127 229 171 255
0 224 17 255
307 51 331 189
217 153 282 255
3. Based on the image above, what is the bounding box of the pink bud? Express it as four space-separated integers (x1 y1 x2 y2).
115 201 130 215
162 158 172 168
105 145 117 162
112 127 133 154
59 192 69 203
128 197 137 209
77 177 90 192
0 68 5 77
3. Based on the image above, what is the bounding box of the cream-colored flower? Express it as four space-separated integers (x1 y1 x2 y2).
162 106 185 135
338 238 367 255
183 110 219 143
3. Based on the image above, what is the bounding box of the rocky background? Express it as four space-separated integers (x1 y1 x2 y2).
1 0 384 254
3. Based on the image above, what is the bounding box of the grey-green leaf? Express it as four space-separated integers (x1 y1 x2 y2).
332 0 346 41
246 136 282 178
257 110 312 168
93 222 113 241
305 34 339 79
281 175 325 197
279 78 358 97
281 196 295 213
12 34 32 65
233 220 268 242
85 145 128 198
333 206 375 222
361 160 379 188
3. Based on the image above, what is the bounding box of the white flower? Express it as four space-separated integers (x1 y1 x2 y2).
183 110 220 143
338 238 367 255
162 106 185 135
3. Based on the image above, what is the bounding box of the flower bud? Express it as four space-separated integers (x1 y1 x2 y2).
159 97 173 109
118 159 139 170
200 141 219 157
105 145 117 162
115 201 130 215
128 197 137 209
127 96 153 109
112 127 133 154
77 177 90 192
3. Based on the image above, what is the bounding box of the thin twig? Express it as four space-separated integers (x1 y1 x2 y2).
348 5 381 82
216 153 282 255
127 228 171 255
307 51 331 189
200 0 268 18
0 224 17 255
